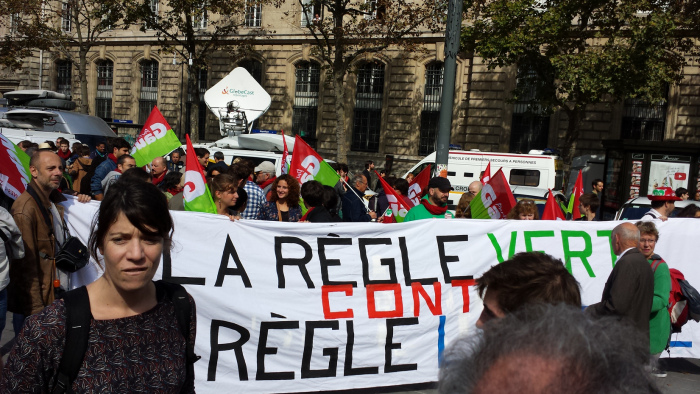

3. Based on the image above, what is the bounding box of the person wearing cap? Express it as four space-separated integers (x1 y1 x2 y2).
404 177 453 221
255 161 277 201
642 187 681 221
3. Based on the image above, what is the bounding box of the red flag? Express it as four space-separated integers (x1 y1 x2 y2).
130 106 181 167
375 170 412 222
568 169 584 219
183 134 216 213
288 136 339 186
470 168 517 219
382 208 396 223
407 164 431 205
0 134 31 199
280 132 289 175
542 189 565 220
480 162 491 184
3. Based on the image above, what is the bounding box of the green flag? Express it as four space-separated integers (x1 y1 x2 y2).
131 106 182 167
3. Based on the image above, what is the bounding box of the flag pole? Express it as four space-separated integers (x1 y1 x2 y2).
341 177 371 212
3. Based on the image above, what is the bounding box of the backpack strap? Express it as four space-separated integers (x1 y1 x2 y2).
651 259 664 273
0 227 11 259
52 286 91 394
26 184 54 238
155 280 200 387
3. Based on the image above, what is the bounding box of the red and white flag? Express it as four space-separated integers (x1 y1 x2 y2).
480 162 491 184
542 189 565 220
375 170 413 223
183 134 216 214
470 168 517 219
407 164 432 205
288 136 339 186
567 169 584 219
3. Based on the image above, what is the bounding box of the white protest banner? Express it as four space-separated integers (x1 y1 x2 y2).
61 199 700 393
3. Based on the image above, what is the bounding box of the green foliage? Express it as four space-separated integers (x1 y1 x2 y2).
461 0 696 163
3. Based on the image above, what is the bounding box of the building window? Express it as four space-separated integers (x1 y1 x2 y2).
96 60 113 120
10 13 20 36
620 89 668 142
364 0 385 20
351 61 384 152
292 61 320 148
419 62 444 155
245 0 262 27
56 60 72 97
510 66 550 154
193 6 208 29
139 60 158 124
186 68 208 140
146 0 158 27
239 59 263 130
301 0 322 26
61 1 72 32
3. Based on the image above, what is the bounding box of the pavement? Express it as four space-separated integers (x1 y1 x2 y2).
0 311 698 392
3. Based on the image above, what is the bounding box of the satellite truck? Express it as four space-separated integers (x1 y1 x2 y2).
185 68 295 174
0 90 116 149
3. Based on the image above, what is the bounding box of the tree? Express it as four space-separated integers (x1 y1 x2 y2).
0 0 51 71
56 0 125 113
461 0 694 172
300 0 444 163
0 0 125 113
125 0 281 141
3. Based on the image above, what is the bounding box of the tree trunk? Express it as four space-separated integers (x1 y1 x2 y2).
186 66 199 143
559 107 583 188
333 69 348 164
78 49 89 114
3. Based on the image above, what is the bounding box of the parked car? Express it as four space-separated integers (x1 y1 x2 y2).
511 186 568 218
615 197 700 220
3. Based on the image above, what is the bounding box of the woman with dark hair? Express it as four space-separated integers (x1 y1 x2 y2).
300 181 335 222
323 185 342 221
257 174 302 222
455 193 474 218
677 204 700 218
0 179 196 392
507 199 539 220
120 167 153 184
161 171 184 201
210 173 239 218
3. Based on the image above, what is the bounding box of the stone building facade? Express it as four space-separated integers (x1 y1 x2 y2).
2 2 700 175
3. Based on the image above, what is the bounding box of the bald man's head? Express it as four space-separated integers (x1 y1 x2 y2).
151 156 167 176
468 181 483 195
612 222 640 255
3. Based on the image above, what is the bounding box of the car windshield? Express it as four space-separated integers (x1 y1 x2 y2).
618 205 688 220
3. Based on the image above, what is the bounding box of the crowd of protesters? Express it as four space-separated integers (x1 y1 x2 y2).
8 139 700 225
2 136 700 392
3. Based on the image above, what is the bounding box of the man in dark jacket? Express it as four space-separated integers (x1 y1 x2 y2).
90 138 131 201
341 174 377 222
587 222 654 354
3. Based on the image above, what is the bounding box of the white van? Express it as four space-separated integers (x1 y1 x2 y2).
404 150 564 208
187 133 292 175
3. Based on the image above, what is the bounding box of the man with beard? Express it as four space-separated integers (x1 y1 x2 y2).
9 151 91 334
404 177 453 221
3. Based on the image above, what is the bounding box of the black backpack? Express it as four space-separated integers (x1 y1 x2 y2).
51 281 200 393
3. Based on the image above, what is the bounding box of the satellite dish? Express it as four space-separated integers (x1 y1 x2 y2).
204 68 272 137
